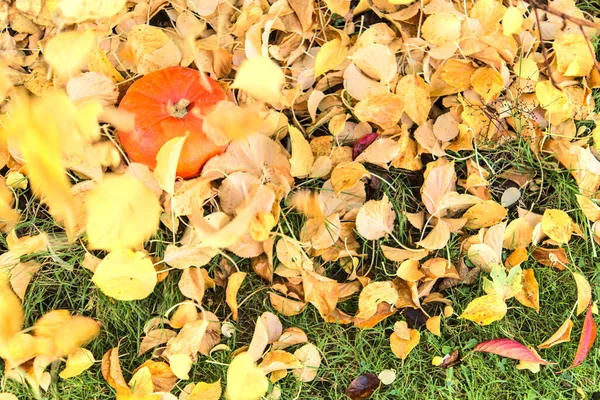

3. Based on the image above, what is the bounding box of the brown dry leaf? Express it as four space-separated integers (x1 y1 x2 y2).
531 247 569 270
354 138 403 167
503 218 534 250
354 92 404 129
396 75 431 125
301 270 339 319
573 272 592 316
390 327 420 360
179 267 207 304
541 209 574 245
314 39 348 77
226 272 247 321
458 294 507 326
355 194 396 240
538 318 574 349
293 343 321 382
514 269 539 312
101 346 130 395
463 201 507 230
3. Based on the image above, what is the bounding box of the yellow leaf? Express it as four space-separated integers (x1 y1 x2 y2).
390 328 420 360
572 272 592 316
203 102 265 145
421 13 462 46
0 277 23 345
323 0 350 15
348 44 396 84
0 394 18 400
60 348 95 379
34 310 99 358
154 135 188 195
459 294 507 325
289 125 314 178
354 92 404 129
169 354 193 380
92 249 157 301
514 269 539 312
470 67 504 104
553 34 595 77
314 39 348 77
44 30 96 78
426 316 442 336
189 380 222 400
57 0 126 23
396 74 431 126
331 162 370 194
416 219 451 250
293 343 321 382
502 6 523 36
225 352 269 400
355 194 396 240
128 366 154 396
575 195 600 222
88 48 124 83
231 56 285 104
541 209 573 244
226 272 247 321
302 270 339 318
463 201 507 229
86 174 161 251
537 318 573 349
535 81 571 124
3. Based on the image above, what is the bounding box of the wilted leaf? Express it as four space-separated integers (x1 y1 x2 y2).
345 373 380 400
293 343 321 382
139 329 177 356
101 346 130 394
356 194 396 240
538 318 573 349
248 312 283 361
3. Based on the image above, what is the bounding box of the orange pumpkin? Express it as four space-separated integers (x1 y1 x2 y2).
118 66 226 178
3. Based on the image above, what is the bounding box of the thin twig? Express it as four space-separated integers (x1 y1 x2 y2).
532 5 559 88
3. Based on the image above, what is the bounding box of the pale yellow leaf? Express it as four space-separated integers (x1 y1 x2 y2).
289 125 314 178
422 13 462 46
231 56 285 104
92 249 157 301
349 44 396 84
154 135 188 195
293 343 321 382
59 348 95 379
502 7 523 36
226 272 247 321
554 34 595 77
225 353 269 400
396 75 431 126
355 194 396 240
86 174 161 251
573 272 592 316
459 294 507 325
57 0 126 23
44 30 96 78
541 209 573 244
314 39 347 77
331 162 370 194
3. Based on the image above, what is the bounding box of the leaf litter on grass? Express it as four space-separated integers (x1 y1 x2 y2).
0 0 599 398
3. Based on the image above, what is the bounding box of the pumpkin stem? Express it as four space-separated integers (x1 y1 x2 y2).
170 98 190 118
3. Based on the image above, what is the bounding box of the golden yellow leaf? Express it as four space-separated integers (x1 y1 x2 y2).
502 6 523 36
60 348 95 379
470 67 504 104
88 47 124 83
470 0 507 33
421 13 462 46
459 294 507 325
169 354 193 380
553 34 595 77
269 293 307 316
128 366 154 396
535 81 571 124
314 39 348 77
293 343 321 382
416 219 451 250
572 272 592 316
541 209 573 244
34 310 99 358
355 194 396 240
354 92 404 129
203 102 265 145
514 269 539 312
226 272 247 321
0 278 23 345
86 174 161 251
289 125 314 178
302 270 339 318
231 56 285 104
396 74 431 125
390 327 420 360
426 316 442 337
225 352 269 400
154 135 188 195
537 318 573 349
323 0 350 14
189 379 222 400
258 350 302 374
331 162 370 194
503 218 534 250
463 201 507 229
440 59 477 91
92 249 157 301
44 30 96 78
396 260 425 281
355 281 398 320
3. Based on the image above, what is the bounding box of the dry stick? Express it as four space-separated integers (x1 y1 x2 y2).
532 5 559 88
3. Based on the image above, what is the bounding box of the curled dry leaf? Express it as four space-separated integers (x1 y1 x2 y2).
273 327 308 350
356 194 396 240
293 343 321 382
538 318 573 349
247 312 283 361
269 292 306 316
258 350 302 374
101 346 130 394
226 272 247 321
133 360 178 393
139 329 177 356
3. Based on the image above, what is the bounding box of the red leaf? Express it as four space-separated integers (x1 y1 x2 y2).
568 302 597 369
352 133 378 160
474 338 554 365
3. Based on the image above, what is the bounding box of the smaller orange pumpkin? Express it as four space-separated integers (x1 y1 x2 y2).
118 66 226 178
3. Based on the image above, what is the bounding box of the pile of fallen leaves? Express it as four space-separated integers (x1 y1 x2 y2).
0 0 599 398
